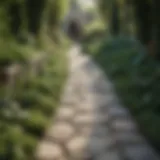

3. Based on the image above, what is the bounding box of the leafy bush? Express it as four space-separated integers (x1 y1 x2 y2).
0 0 70 159
83 36 160 153
0 41 68 159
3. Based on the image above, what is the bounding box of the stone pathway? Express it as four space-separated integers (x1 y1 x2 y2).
35 44 160 160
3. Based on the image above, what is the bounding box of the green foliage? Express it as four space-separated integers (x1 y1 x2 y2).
98 0 120 35
47 0 70 29
83 35 160 153
0 4 10 36
0 39 29 65
0 0 70 159
0 45 68 159
0 0 69 39
0 0 69 158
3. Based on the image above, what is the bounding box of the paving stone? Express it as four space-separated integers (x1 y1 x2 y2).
75 112 108 127
67 136 88 159
108 105 130 118
95 151 120 160
111 118 137 132
56 107 75 121
77 106 94 114
94 113 109 125
113 131 144 145
46 122 75 142
87 137 113 155
91 125 109 138
79 125 92 136
61 95 79 107
36 142 63 160
74 113 95 126
77 102 94 113
94 95 110 107
123 144 159 160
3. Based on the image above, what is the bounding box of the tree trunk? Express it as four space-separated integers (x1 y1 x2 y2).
152 0 160 59
110 0 120 36
8 2 21 36
26 0 46 36
134 0 152 46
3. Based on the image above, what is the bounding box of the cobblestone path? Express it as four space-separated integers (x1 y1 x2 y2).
35 45 160 160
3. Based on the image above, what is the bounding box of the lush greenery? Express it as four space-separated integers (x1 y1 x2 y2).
0 0 70 159
82 0 160 154
98 0 160 58
0 44 68 160
83 34 160 153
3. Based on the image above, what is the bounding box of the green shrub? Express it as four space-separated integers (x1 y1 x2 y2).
83 35 160 153
0 0 69 159
0 41 68 159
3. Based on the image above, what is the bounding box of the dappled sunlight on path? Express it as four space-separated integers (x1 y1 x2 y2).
35 44 159 160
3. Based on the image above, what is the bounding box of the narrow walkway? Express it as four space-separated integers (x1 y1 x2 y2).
35 45 159 160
